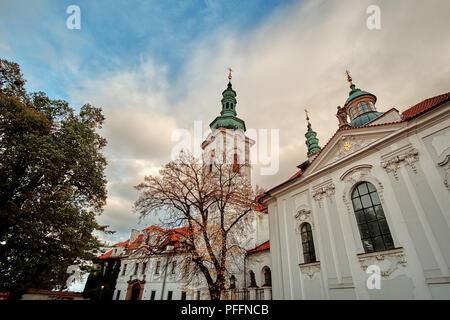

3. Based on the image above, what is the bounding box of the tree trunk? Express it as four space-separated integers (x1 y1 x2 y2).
209 286 222 300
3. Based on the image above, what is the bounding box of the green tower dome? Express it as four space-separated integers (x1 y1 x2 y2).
344 71 383 127
304 110 321 157
210 77 246 131
345 84 377 106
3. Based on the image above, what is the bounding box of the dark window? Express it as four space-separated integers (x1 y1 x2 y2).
167 291 173 300
230 275 236 289
171 260 176 274
155 261 160 274
349 107 356 119
232 153 239 173
263 267 272 286
150 291 156 300
357 101 370 114
249 270 257 287
196 291 201 300
181 291 187 300
142 262 147 275
122 264 127 276
134 263 139 275
352 182 395 253
116 290 121 300
226 102 229 109
301 223 317 263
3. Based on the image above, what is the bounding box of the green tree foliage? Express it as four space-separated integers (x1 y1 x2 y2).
83 259 120 300
0 59 111 299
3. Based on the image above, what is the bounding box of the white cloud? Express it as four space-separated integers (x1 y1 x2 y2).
70 0 450 241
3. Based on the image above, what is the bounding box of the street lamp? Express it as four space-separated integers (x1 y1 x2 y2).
99 285 105 300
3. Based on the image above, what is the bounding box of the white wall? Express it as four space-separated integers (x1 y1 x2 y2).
267 104 450 299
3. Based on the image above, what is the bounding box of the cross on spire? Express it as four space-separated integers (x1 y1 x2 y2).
305 108 311 129
345 70 353 85
228 67 233 81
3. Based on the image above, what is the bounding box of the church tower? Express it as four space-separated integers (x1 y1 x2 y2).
201 69 255 183
343 71 383 127
304 109 321 160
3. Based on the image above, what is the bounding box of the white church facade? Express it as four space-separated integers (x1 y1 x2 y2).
258 73 450 299
95 71 450 300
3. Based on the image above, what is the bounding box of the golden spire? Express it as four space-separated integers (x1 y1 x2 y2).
345 70 353 85
305 108 311 129
228 67 233 81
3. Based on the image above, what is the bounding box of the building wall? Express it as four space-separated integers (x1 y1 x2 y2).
268 104 450 299
246 250 272 288
114 253 206 300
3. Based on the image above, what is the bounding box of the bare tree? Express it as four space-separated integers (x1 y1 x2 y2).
134 152 256 300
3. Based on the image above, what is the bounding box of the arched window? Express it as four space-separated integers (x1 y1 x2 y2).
226 102 229 109
232 153 239 173
263 267 271 286
249 270 257 287
357 101 370 114
349 107 356 120
229 275 236 289
301 223 316 264
351 182 394 253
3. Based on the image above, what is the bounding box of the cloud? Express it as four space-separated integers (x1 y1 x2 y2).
68 0 450 241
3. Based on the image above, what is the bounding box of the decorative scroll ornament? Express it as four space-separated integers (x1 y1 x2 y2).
299 262 321 280
437 153 450 190
381 145 419 180
358 249 407 278
295 209 311 222
332 135 377 163
312 182 335 205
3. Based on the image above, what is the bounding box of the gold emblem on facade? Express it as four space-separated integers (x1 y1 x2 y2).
343 141 353 151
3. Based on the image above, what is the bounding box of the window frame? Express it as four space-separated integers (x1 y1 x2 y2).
300 222 317 264
155 261 160 275
171 260 176 274
351 181 395 253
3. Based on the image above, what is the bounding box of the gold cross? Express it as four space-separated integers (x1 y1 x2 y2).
305 109 311 128
228 67 233 80
345 70 353 85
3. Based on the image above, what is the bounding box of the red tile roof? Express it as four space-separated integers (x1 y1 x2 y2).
99 249 113 260
99 225 190 259
254 193 268 212
128 234 144 250
247 240 270 254
259 92 450 203
402 92 450 120
115 239 130 247
143 225 166 232
26 288 83 297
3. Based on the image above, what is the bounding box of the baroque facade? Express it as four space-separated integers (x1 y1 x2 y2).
258 73 450 299
94 71 450 300
96 74 271 300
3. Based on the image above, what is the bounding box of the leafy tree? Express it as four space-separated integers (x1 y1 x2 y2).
0 59 111 299
134 152 256 300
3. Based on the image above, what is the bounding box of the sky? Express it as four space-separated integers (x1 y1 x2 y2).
1 0 450 290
